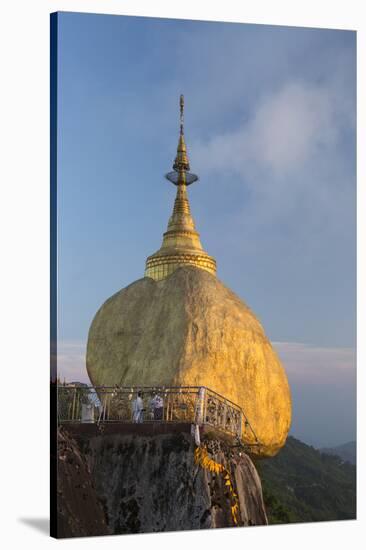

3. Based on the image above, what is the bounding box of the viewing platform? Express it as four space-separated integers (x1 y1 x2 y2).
57 385 261 450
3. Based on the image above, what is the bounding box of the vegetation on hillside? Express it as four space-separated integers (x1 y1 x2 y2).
255 436 356 524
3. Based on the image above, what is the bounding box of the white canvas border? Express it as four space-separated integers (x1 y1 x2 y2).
0 0 364 548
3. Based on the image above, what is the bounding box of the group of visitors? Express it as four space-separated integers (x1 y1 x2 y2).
132 391 164 423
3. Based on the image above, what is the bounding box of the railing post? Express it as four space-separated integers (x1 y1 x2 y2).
195 386 205 425
222 402 227 432
203 388 207 425
71 387 76 421
238 410 243 439
166 392 169 421
103 393 107 421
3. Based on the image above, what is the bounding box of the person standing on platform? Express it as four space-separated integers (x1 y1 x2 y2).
132 391 144 423
154 393 164 421
149 393 157 420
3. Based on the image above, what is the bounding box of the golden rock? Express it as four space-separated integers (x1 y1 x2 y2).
86 266 291 457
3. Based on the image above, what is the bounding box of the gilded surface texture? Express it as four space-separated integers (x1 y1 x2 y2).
87 267 291 456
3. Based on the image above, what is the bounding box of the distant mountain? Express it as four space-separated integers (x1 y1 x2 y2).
320 441 356 465
256 436 356 524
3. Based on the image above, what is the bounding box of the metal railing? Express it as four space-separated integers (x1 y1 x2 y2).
57 385 259 442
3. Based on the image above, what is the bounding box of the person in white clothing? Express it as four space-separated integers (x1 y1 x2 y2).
132 391 144 423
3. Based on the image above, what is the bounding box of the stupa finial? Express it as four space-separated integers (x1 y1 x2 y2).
166 95 198 185
180 93 184 135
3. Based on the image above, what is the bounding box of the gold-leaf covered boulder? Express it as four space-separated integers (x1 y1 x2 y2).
86 266 291 457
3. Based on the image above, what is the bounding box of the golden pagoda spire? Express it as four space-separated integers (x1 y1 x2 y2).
173 95 190 173
145 95 216 281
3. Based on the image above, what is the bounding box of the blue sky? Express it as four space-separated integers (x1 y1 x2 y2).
56 12 356 448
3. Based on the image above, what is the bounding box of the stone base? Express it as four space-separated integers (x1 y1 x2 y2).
56 425 268 537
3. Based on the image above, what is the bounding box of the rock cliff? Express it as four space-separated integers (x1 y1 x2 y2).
57 428 110 537
56 425 267 537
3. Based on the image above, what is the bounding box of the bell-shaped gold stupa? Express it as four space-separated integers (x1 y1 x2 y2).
145 95 216 281
87 96 292 457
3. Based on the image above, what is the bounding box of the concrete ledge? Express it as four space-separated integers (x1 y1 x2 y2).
61 422 195 438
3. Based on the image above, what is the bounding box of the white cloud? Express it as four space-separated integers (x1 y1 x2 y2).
248 83 337 174
273 341 356 385
192 80 343 180
189 69 355 280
